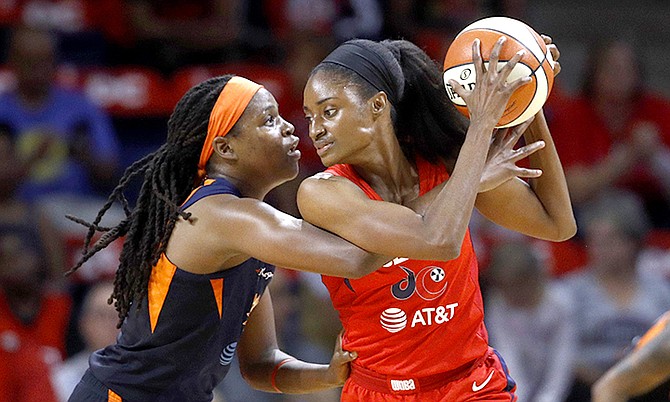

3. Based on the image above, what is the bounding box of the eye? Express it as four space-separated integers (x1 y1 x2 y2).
264 114 276 126
324 108 337 118
304 114 313 123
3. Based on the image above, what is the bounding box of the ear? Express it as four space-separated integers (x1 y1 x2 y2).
370 92 388 118
212 136 237 161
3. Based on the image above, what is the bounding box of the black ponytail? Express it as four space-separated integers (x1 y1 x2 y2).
383 39 468 164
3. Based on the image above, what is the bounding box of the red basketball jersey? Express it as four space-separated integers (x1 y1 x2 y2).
323 158 489 377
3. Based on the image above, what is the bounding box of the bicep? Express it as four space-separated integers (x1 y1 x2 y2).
214 198 374 276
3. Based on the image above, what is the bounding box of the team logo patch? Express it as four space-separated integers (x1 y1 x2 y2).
219 342 238 366
391 265 449 301
380 308 407 333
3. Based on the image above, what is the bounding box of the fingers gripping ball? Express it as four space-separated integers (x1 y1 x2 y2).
443 16 555 128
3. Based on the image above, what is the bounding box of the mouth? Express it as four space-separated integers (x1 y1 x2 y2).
287 139 301 159
313 136 333 156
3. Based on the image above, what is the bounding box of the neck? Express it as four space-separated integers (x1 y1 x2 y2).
352 125 418 204
207 171 274 200
18 85 49 109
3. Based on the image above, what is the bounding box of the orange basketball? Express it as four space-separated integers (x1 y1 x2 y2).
443 16 555 128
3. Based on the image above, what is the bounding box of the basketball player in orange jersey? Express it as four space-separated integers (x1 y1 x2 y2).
298 37 576 401
66 75 397 401
592 310 670 402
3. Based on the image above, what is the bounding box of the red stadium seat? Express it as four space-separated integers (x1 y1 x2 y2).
0 2 20 24
78 67 173 116
172 63 293 109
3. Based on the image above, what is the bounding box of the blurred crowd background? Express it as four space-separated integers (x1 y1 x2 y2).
0 0 669 401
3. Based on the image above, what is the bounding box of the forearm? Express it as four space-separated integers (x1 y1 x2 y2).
524 111 576 239
242 352 341 394
420 122 492 255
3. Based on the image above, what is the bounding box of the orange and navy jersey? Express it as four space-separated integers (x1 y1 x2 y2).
88 178 274 401
323 158 489 378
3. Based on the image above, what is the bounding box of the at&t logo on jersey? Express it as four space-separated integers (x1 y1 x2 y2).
219 342 238 366
380 308 407 333
380 303 459 333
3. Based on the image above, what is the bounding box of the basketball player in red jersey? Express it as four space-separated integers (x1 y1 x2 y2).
299 37 576 401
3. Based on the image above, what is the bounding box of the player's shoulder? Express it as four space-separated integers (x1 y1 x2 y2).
299 170 363 200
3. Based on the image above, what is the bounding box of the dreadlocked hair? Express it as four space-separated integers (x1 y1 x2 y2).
67 75 235 327
311 39 468 165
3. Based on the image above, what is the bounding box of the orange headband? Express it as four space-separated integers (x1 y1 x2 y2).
197 76 263 180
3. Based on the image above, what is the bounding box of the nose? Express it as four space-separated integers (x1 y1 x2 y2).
281 117 295 137
308 117 325 141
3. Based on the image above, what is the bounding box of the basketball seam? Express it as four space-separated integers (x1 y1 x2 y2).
463 27 544 66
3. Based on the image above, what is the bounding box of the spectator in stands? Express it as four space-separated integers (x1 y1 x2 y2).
561 189 670 401
0 228 71 360
484 240 576 402
51 281 118 402
382 0 482 61
8 0 130 66
263 0 383 44
550 40 670 229
125 0 244 75
0 26 121 204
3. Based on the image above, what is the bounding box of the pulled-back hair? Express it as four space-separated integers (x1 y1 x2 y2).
311 39 468 164
68 75 234 327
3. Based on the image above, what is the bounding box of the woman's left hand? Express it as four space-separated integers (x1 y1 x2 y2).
479 116 545 193
325 330 357 386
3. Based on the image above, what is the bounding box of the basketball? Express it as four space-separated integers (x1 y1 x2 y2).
443 16 555 128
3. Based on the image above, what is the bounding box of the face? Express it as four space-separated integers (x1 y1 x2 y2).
10 31 56 96
80 283 119 350
0 234 43 292
227 88 300 183
594 42 639 100
585 219 637 270
303 70 377 167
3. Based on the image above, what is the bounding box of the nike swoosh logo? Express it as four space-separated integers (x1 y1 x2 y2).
472 370 495 392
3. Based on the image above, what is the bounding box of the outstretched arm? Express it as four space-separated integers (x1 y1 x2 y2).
592 312 670 402
237 290 355 393
168 194 390 278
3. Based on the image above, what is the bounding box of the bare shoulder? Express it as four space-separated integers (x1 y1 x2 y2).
298 172 364 201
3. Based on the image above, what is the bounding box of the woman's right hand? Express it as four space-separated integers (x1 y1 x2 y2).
447 37 531 131
479 117 545 192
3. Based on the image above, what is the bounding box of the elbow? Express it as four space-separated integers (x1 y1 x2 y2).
429 238 462 261
440 244 462 261
239 363 266 391
549 218 578 242
349 255 378 279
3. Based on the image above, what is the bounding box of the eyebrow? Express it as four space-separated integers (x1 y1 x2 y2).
316 97 336 105
303 97 337 112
